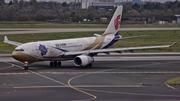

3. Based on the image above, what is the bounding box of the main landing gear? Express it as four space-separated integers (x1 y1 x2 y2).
85 64 92 68
50 61 61 67
24 61 29 70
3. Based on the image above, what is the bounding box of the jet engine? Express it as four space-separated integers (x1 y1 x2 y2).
74 55 94 67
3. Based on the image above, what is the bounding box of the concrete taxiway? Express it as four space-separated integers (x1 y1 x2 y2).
0 27 180 35
0 53 180 101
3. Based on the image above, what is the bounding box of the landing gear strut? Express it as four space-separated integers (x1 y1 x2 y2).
24 61 29 70
50 61 61 67
85 64 92 68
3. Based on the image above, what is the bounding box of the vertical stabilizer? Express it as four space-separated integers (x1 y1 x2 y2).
103 6 123 35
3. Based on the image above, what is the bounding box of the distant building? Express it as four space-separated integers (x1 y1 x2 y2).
114 0 144 4
159 21 166 25
91 2 114 9
92 0 115 7
132 0 144 4
81 1 91 9
172 20 177 24
117 0 132 2
141 0 155 2
98 0 115 2
175 15 180 24
142 0 180 3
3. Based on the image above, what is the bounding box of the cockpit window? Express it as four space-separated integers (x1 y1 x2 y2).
14 49 24 51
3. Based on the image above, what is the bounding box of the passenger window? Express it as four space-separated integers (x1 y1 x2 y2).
20 49 24 51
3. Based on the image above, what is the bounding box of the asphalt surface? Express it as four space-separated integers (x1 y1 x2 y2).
0 28 180 35
0 53 180 101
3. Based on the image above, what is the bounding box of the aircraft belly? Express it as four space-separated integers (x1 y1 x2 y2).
42 56 74 61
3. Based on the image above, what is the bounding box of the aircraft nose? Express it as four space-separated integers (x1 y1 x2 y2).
12 51 20 61
12 51 36 62
12 51 26 62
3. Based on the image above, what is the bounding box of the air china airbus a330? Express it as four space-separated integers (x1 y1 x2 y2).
3 6 178 70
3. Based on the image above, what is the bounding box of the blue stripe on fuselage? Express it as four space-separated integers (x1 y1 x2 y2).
52 47 69 52
102 32 119 49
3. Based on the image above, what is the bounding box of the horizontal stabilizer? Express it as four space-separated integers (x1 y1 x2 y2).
115 35 147 40
94 34 101 37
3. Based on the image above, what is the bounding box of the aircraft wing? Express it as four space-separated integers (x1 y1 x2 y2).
3 36 22 46
64 40 179 56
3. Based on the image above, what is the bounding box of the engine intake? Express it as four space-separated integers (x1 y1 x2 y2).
74 55 94 66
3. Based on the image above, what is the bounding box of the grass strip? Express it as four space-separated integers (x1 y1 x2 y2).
166 77 180 85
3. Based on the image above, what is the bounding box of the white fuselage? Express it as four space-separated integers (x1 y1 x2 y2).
12 34 116 63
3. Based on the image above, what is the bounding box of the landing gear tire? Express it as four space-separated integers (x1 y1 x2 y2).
50 61 61 67
85 64 92 68
88 64 92 67
54 61 57 66
24 66 28 70
57 61 61 66
50 61 54 66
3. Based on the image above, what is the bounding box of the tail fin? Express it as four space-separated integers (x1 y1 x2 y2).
103 6 123 35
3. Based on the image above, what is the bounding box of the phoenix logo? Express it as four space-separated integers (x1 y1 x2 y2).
39 44 48 56
114 15 121 30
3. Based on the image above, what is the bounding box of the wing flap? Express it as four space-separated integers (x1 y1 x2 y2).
3 36 22 46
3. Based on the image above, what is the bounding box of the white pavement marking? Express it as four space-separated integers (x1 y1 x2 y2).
39 71 180 74
14 85 142 89
0 72 30 75
0 64 14 70
165 81 176 90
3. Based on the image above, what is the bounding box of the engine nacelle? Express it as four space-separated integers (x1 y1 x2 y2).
74 55 94 66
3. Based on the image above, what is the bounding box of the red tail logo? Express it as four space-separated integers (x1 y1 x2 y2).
114 15 121 30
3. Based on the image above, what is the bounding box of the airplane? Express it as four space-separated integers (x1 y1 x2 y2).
3 6 178 70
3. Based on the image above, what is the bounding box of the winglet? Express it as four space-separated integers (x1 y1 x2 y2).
4 36 8 42
170 40 179 47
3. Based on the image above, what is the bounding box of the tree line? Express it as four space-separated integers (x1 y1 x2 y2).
0 0 180 23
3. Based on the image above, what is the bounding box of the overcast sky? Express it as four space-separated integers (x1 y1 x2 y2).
4 0 179 3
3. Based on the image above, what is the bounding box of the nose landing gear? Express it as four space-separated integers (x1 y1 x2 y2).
24 61 29 70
